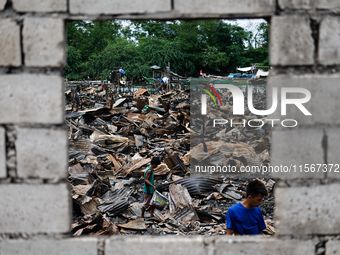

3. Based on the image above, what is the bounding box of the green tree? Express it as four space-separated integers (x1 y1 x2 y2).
64 19 269 80
245 22 269 68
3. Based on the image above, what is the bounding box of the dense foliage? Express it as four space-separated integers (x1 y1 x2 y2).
65 20 269 80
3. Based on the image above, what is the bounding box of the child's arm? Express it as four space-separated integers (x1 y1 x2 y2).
144 169 156 190
226 229 235 235
257 208 267 234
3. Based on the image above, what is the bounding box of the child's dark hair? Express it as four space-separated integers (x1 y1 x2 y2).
151 157 161 166
246 179 268 197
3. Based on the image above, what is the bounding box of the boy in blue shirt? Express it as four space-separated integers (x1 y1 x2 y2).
226 179 268 235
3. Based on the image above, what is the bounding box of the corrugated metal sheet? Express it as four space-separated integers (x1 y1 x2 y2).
98 199 130 217
69 139 93 152
169 184 199 222
80 199 100 216
157 177 223 196
100 187 133 204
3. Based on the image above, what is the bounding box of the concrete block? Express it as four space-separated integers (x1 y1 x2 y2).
318 17 340 65
275 184 340 235
16 128 68 179
0 0 6 10
0 184 71 233
215 237 314 255
280 0 340 9
271 129 325 179
174 0 275 15
270 15 314 66
0 74 64 124
23 18 65 67
278 0 312 9
12 0 67 12
0 127 6 178
326 128 340 178
70 0 171 15
316 0 340 9
0 19 21 67
1 238 97 255
106 236 206 255
326 240 340 255
267 75 340 126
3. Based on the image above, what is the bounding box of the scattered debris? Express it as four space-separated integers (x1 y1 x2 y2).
169 184 199 222
117 218 147 231
189 84 272 172
67 82 275 236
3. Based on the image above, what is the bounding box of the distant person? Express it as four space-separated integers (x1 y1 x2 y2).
141 157 161 219
200 70 206 78
162 76 169 84
157 77 163 93
162 77 169 90
226 179 268 235
119 67 125 75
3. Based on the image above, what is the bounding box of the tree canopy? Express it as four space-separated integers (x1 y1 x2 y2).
64 20 269 80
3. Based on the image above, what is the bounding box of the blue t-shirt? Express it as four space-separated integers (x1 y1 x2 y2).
226 203 266 235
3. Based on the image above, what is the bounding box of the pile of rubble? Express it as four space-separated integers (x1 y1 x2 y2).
189 84 272 171
66 83 275 236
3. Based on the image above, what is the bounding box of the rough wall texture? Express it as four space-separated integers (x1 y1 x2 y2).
275 184 340 235
23 17 65 67
12 0 67 12
0 184 71 233
268 75 340 125
0 19 21 66
0 0 340 254
0 127 6 178
0 0 6 10
0 238 98 255
318 17 340 65
279 0 340 9
16 128 68 179
270 15 314 66
174 0 275 15
70 0 171 15
0 74 64 124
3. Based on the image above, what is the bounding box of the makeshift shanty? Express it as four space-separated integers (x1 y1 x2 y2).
236 66 253 72
255 69 270 78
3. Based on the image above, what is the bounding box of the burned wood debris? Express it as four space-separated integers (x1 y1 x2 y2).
66 83 275 236
189 85 272 172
